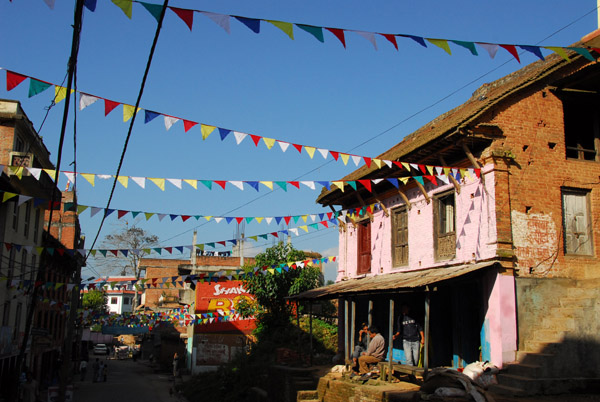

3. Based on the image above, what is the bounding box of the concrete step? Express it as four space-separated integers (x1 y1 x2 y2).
559 297 594 308
496 373 541 395
532 329 565 343
488 383 527 397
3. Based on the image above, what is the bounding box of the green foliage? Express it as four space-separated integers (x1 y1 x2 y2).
82 290 107 314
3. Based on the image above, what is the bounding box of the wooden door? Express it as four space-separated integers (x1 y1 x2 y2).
357 220 371 274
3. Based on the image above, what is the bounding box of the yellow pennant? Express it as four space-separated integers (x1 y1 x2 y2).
304 146 316 159
9 166 23 179
117 176 129 188
123 104 140 122
144 213 154 220
81 173 95 186
204 216 212 222
401 162 411 171
255 217 264 223
426 165 435 175
267 20 294 40
302 215 308 222
2 192 17 202
149 178 165 191
249 236 258 241
443 167 451 176
300 225 309 233
111 0 132 18
260 181 274 190
35 247 44 255
263 137 276 149
544 46 570 62
373 159 383 169
268 268 275 275
201 124 216 140
332 181 345 192
400 177 410 185
184 179 197 189
340 154 350 165
54 86 74 104
90 249 97 257
427 38 452 55
459 169 467 179
77 205 89 214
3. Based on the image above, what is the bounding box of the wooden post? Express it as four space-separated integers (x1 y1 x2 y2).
351 299 356 359
371 189 389 217
356 192 374 222
461 141 485 184
414 180 431 204
309 302 313 366
367 299 373 348
424 289 431 379
388 298 395 382
297 301 302 363
439 156 461 194
344 298 350 364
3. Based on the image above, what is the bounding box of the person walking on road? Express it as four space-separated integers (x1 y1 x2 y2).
92 358 100 383
172 352 179 378
79 359 88 381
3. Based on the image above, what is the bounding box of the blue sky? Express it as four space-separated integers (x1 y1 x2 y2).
0 0 597 282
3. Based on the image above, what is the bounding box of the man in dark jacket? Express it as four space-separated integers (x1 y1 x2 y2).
393 304 424 366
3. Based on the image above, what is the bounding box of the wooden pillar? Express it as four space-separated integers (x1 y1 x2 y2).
297 301 302 362
424 289 431 378
309 302 313 366
414 180 431 204
350 299 356 357
344 298 350 364
388 298 395 382
367 299 373 348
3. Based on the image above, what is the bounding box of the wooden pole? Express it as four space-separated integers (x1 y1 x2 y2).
388 298 395 382
424 289 431 379
351 299 356 358
367 299 373 348
344 298 350 364
309 302 313 366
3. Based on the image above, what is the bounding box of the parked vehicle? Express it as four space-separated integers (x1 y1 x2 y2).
93 343 109 355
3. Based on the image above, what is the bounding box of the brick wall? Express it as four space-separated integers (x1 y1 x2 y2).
140 258 188 308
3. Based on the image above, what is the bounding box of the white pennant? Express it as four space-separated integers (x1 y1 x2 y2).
157 214 167 221
372 178 384 184
265 217 273 225
166 178 182 189
97 174 112 180
90 207 103 218
277 141 290 152
289 228 299 236
383 160 392 168
310 214 317 222
300 181 315 190
26 168 42 180
437 174 450 185
132 177 146 188
164 116 179 131
354 30 377 50
352 155 361 166
214 217 223 223
410 163 419 171
79 93 100 111
478 43 499 59
317 148 329 159
229 181 244 191
17 195 31 206
234 131 248 145
200 11 231 33
435 166 443 175
64 172 76 184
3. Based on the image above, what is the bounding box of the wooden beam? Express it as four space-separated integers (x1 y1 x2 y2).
439 156 461 194
414 179 431 204
461 141 485 184
355 192 374 222
397 189 412 210
329 205 346 231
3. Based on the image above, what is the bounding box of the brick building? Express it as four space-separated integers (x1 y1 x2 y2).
295 32 600 395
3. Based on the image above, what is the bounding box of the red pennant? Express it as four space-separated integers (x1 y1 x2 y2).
104 99 120 116
250 134 261 146
321 221 329 228
366 205 373 214
170 7 194 31
235 217 244 224
183 120 198 132
289 181 300 189
181 215 191 222
214 181 227 189
474 169 481 178
271 232 279 238
218 241 226 246
292 143 303 153
358 180 372 192
500 44 520 63
363 157 372 168
425 175 437 186
165 247 173 254
5 243 12 251
326 28 346 48
418 164 427 174
284 216 292 225
332 257 336 262
330 151 339 161
57 248 65 256
117 210 128 219
381 34 398 50
110 250 118 256
393 161 403 169
6 71 28 91
327 212 333 219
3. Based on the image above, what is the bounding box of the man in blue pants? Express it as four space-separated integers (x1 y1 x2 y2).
393 304 424 367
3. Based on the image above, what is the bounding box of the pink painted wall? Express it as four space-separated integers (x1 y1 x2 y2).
484 274 517 367
336 165 497 280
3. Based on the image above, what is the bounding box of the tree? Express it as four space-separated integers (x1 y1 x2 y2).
82 289 108 313
100 223 159 310
239 242 322 336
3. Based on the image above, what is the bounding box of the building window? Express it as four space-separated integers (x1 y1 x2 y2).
2 302 10 327
33 208 41 242
562 94 600 161
14 136 24 152
391 207 409 267
30 255 37 281
110 297 118 305
12 202 19 231
123 298 130 305
562 189 593 255
434 191 456 260
14 303 22 339
24 202 31 237
7 248 16 287
21 250 27 279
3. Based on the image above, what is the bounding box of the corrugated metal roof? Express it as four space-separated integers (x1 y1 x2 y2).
290 260 499 300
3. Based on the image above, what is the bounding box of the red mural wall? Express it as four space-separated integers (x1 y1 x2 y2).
194 280 255 334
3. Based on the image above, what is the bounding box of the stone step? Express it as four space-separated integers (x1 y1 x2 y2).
559 297 594 308
575 278 600 289
516 351 554 365
532 329 566 343
496 373 541 395
297 390 318 400
504 363 542 378
539 316 575 331
488 383 527 397
523 340 560 354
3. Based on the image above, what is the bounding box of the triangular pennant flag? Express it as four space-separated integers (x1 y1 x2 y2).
351 155 361 166
28 79 52 98
326 28 346 48
544 46 570 62
229 181 244 191
164 116 179 131
214 181 227 190
347 181 357 191
275 181 287 191
79 93 100 111
27 168 42 180
358 180 372 192
277 141 290 152
332 181 344 192
340 153 350 165
499 44 520 63
184 179 197 189
477 43 499 59
201 180 212 190
405 35 427 47
132 177 146 188
427 38 451 55
304 146 316 159
140 2 163 22
234 131 247 145
301 181 315 190
380 33 398 50
149 178 165 191
267 20 294 40
170 7 194 31
6 71 28 91
200 11 231 33
167 178 182 189
144 110 160 123
54 86 73 104
451 40 478 55
247 181 259 191
117 176 129 188
260 181 273 190
262 137 276 149
111 0 132 18
569 47 595 62
182 120 198 133
296 24 324 42
519 45 544 61
123 105 140 122
317 148 329 159
292 143 303 153
235 16 260 33
354 31 377 50
104 99 120 116
249 134 261 146
201 124 216 140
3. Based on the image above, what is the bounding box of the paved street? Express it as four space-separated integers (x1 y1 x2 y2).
73 359 180 402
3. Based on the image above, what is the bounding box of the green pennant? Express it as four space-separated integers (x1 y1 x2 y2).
275 181 287 191
293 216 300 224
139 2 163 21
99 250 107 257
63 202 74 212
132 211 141 219
451 40 478 55
414 176 425 185
259 234 268 240
46 248 54 256
347 181 357 191
201 180 212 190
297 24 324 42
28 79 51 98
245 217 254 224
310 223 318 230
206 243 215 248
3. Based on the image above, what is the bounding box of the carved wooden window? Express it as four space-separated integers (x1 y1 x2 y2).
434 191 456 260
392 207 409 267
562 189 593 255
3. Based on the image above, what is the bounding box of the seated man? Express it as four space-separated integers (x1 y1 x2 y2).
358 326 385 375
